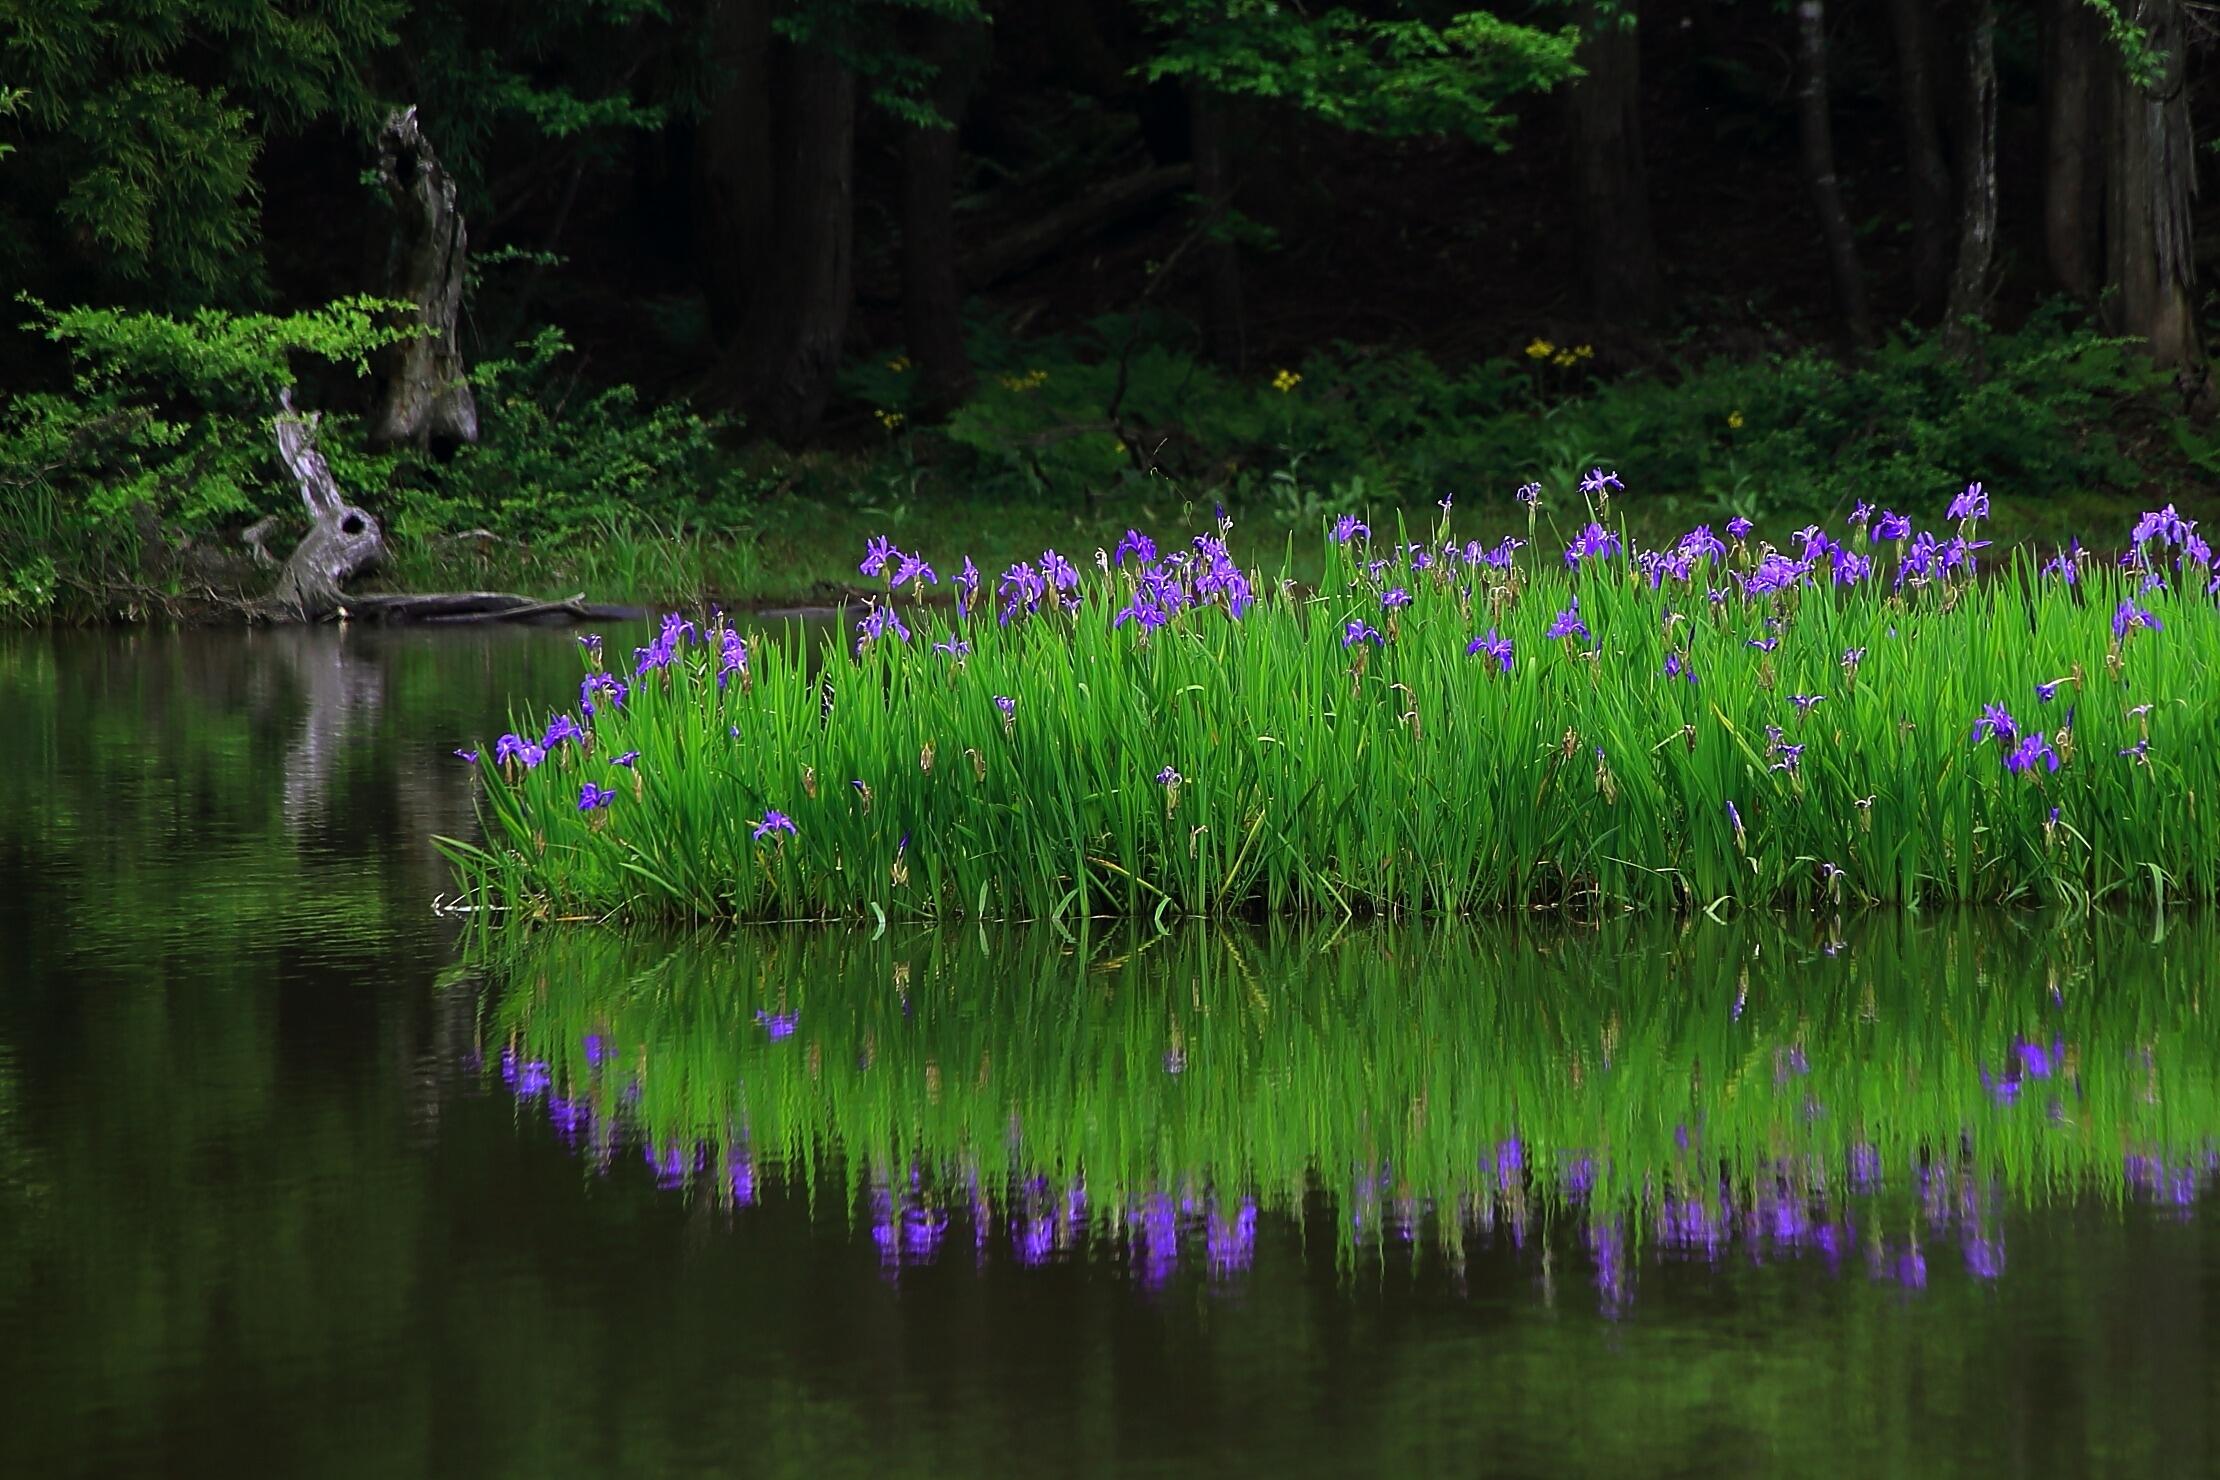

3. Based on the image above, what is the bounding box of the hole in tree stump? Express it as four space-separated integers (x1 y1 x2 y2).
340 514 367 536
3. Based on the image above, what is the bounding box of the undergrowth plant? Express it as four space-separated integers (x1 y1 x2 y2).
447 482 2220 922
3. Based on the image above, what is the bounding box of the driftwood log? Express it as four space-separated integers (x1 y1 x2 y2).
369 107 479 452
266 393 637 624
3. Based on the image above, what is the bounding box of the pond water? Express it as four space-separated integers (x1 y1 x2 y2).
3 627 2218 1478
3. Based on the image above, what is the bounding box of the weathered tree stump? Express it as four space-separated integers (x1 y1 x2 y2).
271 390 387 620
369 106 479 452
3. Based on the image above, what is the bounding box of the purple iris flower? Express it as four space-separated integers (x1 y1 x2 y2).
1726 515 1754 540
1466 628 1513 671
1040 549 1081 591
1115 529 1159 567
1331 515 1370 543
1971 703 2019 746
1790 693 1825 717
1515 481 1542 506
890 552 938 587
1545 597 1590 643
855 600 911 653
2131 504 2192 547
1381 587 1411 609
933 637 970 657
755 1010 797 1039
1947 482 1990 522
994 694 1016 717
1564 522 1623 569
1841 646 1867 674
2113 599 2163 641
1156 766 1182 787
1678 525 1727 563
859 535 897 578
753 810 797 840
998 561 1046 625
1744 553 1811 595
610 750 639 767
454 747 479 763
577 782 616 811
543 712 583 749
2005 733 2060 775
1579 467 1624 498
1874 510 1912 541
717 630 747 688
1342 618 1383 648
955 556 980 620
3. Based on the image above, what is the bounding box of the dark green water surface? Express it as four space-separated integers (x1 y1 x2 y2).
3 627 2219 1478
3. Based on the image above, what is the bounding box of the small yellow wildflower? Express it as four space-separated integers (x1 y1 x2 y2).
875 408 905 431
1551 350 1578 369
1728 409 1745 430
997 367 1050 393
887 356 911 373
1272 368 1302 394
1573 344 1595 360
1525 338 1555 360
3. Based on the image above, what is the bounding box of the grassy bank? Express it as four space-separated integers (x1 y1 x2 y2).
446 491 2219 921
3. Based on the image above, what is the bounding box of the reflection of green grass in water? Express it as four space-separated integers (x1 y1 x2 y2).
471 914 2220 1230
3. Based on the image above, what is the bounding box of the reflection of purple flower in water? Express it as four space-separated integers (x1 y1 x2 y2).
1589 1217 1632 1319
645 1141 690 1189
1134 1194 1181 1290
755 1010 797 1039
1206 1196 1259 1278
2014 1038 2060 1078
547 1095 589 1143
728 1146 757 1207
1962 1230 2005 1280
1849 1143 1881 1192
1495 1138 1525 1188
1562 1156 1596 1200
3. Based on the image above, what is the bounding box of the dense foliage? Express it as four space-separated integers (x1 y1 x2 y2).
0 1 2214 618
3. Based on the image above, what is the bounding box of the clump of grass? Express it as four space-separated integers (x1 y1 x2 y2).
445 481 2219 922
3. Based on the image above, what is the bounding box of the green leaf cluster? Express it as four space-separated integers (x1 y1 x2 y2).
1137 1 1579 146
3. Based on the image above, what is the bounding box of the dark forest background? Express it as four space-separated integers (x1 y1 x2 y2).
0 1 2214 618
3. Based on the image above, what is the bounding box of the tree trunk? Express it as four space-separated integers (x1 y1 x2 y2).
1564 0 1660 320
693 0 776 339
738 41 858 442
368 108 479 452
2103 0 2202 371
1887 0 1955 317
1793 0 1873 348
900 14 987 418
1188 83 1246 369
2042 0 2103 297
1943 0 1999 356
272 391 386 621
